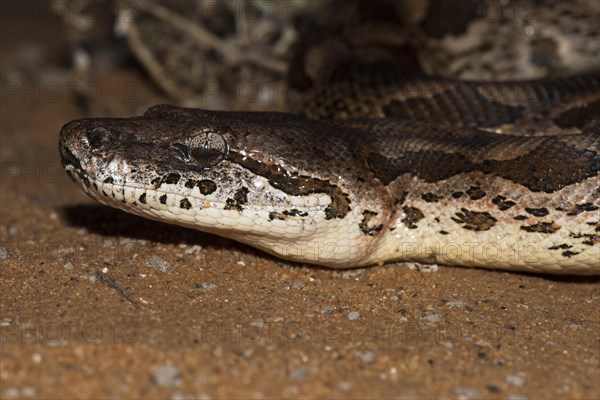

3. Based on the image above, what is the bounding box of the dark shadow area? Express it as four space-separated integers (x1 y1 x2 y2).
449 264 600 284
60 204 336 271
60 204 338 271
533 271 600 284
61 204 249 251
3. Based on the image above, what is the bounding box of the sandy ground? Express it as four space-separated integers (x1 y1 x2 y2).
1 2 599 399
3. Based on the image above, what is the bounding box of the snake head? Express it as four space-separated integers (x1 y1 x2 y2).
59 105 387 267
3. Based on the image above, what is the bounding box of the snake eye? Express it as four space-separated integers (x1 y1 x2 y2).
187 130 228 168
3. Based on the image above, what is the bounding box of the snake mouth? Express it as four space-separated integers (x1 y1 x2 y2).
59 139 93 194
59 134 86 187
59 142 81 170
59 119 86 172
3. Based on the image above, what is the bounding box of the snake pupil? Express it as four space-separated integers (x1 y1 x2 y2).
188 131 228 168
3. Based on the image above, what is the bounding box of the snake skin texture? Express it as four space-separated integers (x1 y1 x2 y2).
59 0 600 274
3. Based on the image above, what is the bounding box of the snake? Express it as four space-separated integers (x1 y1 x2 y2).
59 1 600 275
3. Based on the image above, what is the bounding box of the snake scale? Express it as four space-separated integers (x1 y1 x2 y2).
60 0 600 274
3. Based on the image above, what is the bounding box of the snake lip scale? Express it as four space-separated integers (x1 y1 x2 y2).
59 101 600 275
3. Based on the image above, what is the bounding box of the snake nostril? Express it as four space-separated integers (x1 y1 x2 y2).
83 127 111 150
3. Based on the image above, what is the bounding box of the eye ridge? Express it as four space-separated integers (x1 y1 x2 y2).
170 143 191 161
187 131 228 168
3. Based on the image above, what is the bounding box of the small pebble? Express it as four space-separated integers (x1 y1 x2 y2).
347 311 360 320
289 366 310 381
506 374 525 388
291 282 304 289
148 255 172 273
353 350 375 363
152 364 182 387
423 313 440 323
321 305 334 314
530 306 550 315
250 320 265 328
454 386 481 399
569 323 583 331
79 274 96 283
446 300 465 308
407 262 439 272
197 282 217 290
341 270 362 279
0 247 9 260
119 238 135 246
184 245 203 255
